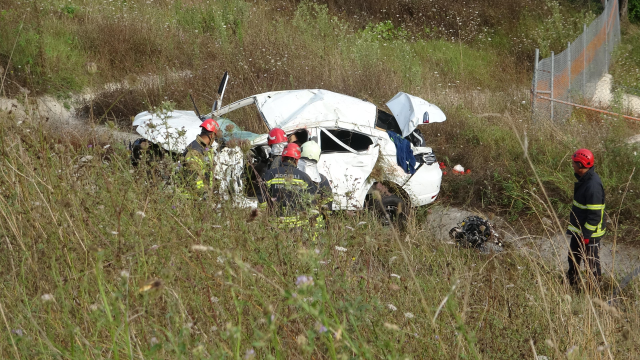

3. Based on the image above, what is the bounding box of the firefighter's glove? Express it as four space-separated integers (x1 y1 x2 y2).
583 238 590 244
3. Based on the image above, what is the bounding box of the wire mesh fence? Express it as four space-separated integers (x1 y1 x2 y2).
531 0 621 122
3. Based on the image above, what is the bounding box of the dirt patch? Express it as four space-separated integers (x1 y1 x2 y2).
426 205 640 277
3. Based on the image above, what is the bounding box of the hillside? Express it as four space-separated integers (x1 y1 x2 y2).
1 0 640 358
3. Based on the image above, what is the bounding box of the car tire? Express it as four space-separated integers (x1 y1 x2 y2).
371 194 408 230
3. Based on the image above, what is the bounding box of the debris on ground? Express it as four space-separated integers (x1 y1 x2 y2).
449 215 503 253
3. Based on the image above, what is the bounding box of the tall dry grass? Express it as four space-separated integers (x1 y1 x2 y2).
0 109 639 358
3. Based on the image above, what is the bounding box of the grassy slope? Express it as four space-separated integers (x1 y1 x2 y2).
1 1 640 356
0 112 638 359
2 0 638 238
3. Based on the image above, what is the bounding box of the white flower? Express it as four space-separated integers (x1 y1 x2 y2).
216 256 225 264
135 211 146 218
210 296 219 303
334 246 347 252
296 275 314 287
390 273 401 279
191 245 214 251
120 270 130 278
41 294 54 302
110 231 118 235
404 312 414 319
566 346 578 355
387 304 397 311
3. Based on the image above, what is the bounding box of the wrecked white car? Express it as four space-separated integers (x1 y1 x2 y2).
132 85 445 220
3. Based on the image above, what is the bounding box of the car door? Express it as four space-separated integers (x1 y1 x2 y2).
317 128 379 210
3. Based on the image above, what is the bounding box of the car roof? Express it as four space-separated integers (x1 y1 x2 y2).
214 89 378 132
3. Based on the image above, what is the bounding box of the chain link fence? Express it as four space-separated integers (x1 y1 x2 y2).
532 0 621 122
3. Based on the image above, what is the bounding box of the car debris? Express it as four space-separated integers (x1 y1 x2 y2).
449 216 503 253
131 73 446 224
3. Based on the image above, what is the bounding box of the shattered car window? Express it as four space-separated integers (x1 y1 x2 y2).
320 129 373 153
375 109 402 134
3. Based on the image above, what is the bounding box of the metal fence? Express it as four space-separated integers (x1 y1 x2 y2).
531 0 621 122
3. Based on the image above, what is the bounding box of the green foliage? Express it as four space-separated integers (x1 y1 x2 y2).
611 25 640 94
174 0 249 42
61 4 78 17
519 0 596 57
361 20 409 41
631 0 640 24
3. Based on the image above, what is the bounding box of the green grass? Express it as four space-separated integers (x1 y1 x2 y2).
0 112 638 358
611 23 640 96
2 1 640 357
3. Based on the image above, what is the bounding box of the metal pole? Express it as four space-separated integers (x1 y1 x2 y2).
537 96 640 122
551 51 555 122
568 42 571 98
532 48 539 122
605 2 609 73
583 24 587 93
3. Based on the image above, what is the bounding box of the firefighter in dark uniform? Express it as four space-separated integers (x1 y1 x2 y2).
258 143 318 238
180 118 221 195
567 148 606 287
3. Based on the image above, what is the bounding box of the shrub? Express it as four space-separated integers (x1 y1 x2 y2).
630 0 640 24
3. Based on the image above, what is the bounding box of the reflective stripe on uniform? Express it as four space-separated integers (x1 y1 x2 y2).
571 200 606 238
277 216 309 228
567 225 582 234
572 200 605 210
266 178 309 188
258 202 267 209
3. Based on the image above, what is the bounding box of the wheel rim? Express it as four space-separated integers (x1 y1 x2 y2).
381 205 398 225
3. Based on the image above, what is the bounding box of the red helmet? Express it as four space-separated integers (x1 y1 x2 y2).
282 143 301 159
268 128 287 145
572 148 594 168
200 118 220 134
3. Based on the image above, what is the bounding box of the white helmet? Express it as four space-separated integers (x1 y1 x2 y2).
300 141 321 161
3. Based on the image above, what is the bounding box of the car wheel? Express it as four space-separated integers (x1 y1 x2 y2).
371 195 407 229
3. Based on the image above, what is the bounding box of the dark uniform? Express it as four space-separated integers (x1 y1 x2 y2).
258 161 317 233
180 136 216 195
309 173 333 211
268 155 283 170
567 167 606 285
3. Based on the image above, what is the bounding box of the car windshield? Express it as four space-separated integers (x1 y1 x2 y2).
217 118 262 142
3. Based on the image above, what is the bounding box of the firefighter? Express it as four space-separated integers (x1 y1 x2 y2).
298 141 333 211
566 148 606 287
298 140 333 234
267 128 288 170
258 143 317 237
183 118 221 157
180 118 221 194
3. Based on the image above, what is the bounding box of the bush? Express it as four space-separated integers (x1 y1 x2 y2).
630 0 640 24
